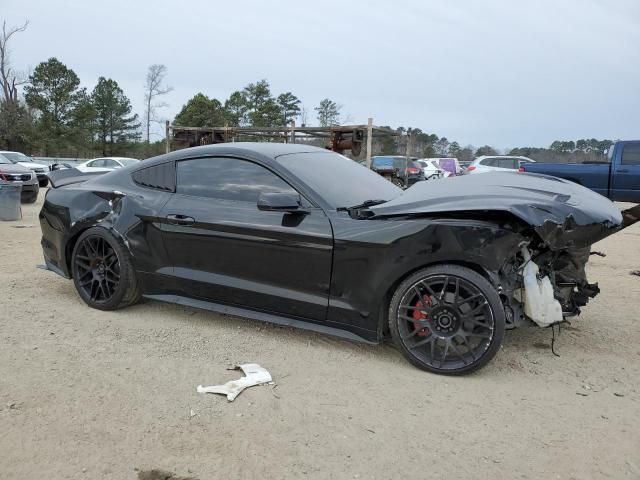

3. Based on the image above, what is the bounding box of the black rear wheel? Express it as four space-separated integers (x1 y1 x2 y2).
71 228 141 310
389 265 505 375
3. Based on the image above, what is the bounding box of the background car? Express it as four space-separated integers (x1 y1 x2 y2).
0 155 39 203
521 140 640 203
0 151 50 187
370 156 424 188
465 156 535 174
416 159 445 180
76 157 140 173
49 162 75 171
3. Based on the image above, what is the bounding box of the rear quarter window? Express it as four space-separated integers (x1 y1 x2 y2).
132 162 176 192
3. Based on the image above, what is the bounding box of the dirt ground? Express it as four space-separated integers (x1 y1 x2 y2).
1 194 639 480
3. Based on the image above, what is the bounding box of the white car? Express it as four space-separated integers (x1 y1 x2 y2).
0 150 50 187
416 159 445 180
76 157 140 173
464 156 535 174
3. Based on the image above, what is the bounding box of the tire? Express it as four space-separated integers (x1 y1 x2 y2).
22 193 38 204
71 227 141 311
39 178 49 188
392 177 405 188
388 264 505 375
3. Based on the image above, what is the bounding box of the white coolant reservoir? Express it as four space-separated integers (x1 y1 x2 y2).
520 247 563 327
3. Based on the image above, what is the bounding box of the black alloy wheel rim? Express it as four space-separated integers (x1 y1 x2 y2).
397 274 495 371
74 236 120 303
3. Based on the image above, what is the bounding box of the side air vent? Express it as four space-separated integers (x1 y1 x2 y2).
132 162 175 192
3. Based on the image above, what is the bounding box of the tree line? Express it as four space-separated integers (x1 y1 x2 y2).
375 128 613 163
0 19 615 162
172 79 341 129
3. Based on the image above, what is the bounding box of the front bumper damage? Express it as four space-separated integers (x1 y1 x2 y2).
367 172 625 329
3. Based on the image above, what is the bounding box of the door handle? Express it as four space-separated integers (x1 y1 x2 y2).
617 169 630 173
166 214 195 226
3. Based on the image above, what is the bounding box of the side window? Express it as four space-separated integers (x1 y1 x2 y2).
621 144 640 165
482 158 497 167
89 159 104 167
105 159 120 168
176 157 297 202
499 158 518 169
132 162 176 192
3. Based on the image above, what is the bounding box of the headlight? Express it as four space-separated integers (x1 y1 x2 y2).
31 171 37 180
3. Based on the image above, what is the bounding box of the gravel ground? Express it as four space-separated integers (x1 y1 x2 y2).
1 194 639 480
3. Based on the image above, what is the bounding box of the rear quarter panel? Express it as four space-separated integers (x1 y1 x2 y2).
40 182 171 279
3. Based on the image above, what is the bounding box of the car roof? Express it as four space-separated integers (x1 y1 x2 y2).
473 155 535 163
474 155 533 160
141 142 330 167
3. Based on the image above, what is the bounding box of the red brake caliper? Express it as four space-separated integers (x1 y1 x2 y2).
412 295 432 337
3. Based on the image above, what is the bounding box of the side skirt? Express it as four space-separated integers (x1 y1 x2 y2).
41 258 71 279
143 294 378 345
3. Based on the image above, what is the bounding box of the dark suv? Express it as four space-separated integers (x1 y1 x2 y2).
370 156 424 188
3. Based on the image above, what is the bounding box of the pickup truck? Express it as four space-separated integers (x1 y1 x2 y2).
521 140 640 202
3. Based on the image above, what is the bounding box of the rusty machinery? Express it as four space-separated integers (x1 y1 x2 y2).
329 128 365 157
166 122 397 158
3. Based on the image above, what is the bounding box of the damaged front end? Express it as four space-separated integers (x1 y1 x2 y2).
498 244 602 329
369 172 624 329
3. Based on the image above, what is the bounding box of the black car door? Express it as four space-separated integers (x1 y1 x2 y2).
160 156 333 321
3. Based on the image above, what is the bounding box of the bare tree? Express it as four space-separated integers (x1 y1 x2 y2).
144 64 172 142
0 20 29 104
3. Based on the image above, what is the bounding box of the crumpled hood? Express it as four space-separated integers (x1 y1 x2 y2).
369 172 623 250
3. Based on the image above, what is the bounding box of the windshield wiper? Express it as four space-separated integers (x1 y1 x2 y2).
337 199 388 212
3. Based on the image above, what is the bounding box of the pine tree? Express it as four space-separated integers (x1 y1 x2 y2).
92 77 140 156
315 98 340 127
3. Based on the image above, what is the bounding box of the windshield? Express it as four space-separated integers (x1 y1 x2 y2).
0 154 12 165
371 157 394 168
118 158 139 166
0 152 30 163
276 151 402 209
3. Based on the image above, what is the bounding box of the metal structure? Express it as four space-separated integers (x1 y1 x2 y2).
165 118 398 166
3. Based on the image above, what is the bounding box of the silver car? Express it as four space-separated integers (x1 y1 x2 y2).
0 151 50 187
465 156 535 174
0 155 39 203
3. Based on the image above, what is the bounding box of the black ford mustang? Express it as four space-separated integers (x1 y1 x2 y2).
39 143 622 374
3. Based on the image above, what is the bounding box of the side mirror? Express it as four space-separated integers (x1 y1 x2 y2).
257 192 306 213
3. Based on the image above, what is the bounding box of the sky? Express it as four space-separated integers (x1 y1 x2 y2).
2 0 639 150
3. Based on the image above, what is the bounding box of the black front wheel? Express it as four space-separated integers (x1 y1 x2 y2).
389 265 505 375
71 227 141 310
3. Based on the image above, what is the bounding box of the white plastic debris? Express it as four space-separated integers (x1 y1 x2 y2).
197 363 272 401
519 247 563 327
